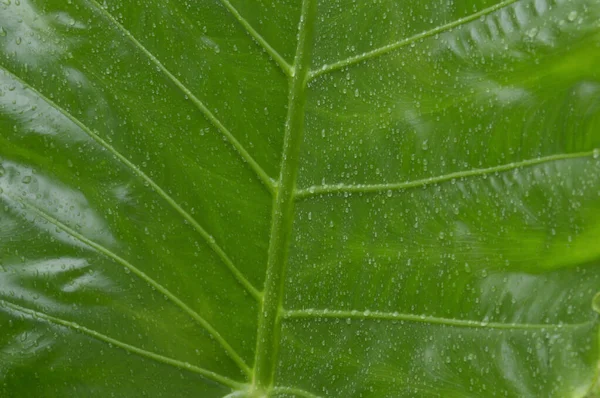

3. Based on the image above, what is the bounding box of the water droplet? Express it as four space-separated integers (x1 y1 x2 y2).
0 165 5 177
526 27 538 39
593 148 599 159
200 36 220 53
567 11 577 22
0 27 6 37
21 175 31 184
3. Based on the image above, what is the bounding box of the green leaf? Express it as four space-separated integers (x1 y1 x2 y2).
1 0 599 396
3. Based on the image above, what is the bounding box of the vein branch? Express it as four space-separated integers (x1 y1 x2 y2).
217 0 294 76
282 309 594 330
271 386 323 398
86 0 275 192
0 299 245 390
307 0 520 80
7 195 251 376
295 150 599 199
0 67 261 301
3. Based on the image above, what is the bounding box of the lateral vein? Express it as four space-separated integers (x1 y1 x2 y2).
295 150 598 199
307 0 520 80
282 309 594 330
86 0 275 192
0 67 261 301
0 299 246 390
5 195 251 376
271 386 323 398
217 0 294 76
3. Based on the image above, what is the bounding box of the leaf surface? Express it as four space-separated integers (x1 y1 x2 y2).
1 0 600 397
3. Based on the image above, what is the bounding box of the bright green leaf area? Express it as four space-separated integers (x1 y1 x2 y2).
1 0 600 396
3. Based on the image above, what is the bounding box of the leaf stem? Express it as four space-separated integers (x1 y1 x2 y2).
251 0 317 392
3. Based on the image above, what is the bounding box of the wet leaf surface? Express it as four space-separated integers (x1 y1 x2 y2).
1 0 600 396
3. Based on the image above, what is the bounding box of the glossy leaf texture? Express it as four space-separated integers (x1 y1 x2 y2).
1 0 600 397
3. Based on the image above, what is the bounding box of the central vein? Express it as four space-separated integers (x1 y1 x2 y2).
251 0 316 393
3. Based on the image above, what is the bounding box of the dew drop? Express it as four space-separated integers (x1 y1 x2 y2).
526 27 538 39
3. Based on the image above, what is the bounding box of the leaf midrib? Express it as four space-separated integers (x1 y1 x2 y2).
251 0 317 393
